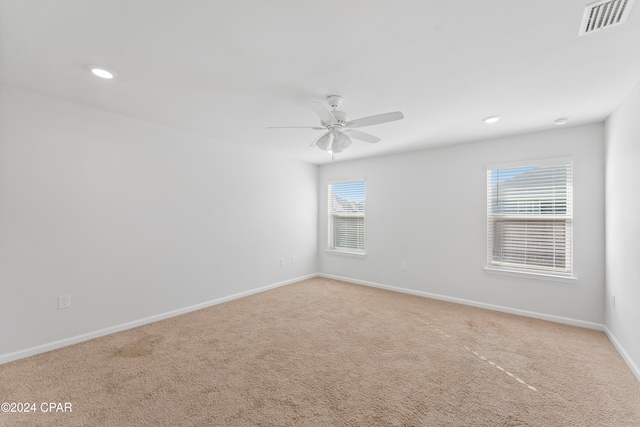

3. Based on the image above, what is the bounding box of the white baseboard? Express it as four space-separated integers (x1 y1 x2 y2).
318 273 605 331
604 326 640 382
0 274 317 365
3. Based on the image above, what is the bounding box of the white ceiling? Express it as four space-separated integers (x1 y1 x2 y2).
2 0 640 165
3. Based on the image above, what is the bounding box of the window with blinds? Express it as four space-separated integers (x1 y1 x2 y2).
487 160 573 276
328 179 365 254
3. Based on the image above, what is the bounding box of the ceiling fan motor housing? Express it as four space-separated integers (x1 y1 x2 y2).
331 110 348 125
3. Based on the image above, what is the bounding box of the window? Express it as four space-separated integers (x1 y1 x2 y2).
328 179 365 254
487 159 573 276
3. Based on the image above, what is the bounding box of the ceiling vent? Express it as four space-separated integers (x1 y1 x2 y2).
579 0 636 35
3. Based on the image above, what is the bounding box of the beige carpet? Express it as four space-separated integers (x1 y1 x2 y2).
1 277 639 426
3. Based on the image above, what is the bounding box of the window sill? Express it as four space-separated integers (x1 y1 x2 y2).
325 249 367 258
484 266 577 283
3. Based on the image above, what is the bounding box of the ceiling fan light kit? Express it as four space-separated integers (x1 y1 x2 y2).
316 133 332 151
269 95 404 155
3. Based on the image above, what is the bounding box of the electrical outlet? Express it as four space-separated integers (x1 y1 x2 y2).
58 295 71 309
280 258 285 267
401 262 407 271
292 256 296 264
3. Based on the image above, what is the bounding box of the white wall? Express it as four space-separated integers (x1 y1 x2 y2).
319 124 605 326
0 84 318 358
605 81 640 379
0 80 620 369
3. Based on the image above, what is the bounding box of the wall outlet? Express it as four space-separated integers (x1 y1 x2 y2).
58 295 71 309
292 256 296 264
401 262 407 271
280 258 285 267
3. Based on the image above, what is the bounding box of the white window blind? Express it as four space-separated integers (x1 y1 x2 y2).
487 161 573 275
328 179 365 254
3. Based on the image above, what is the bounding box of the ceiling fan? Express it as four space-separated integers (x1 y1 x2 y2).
268 95 404 154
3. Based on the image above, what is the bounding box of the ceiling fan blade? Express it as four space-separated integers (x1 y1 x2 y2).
267 126 325 130
310 101 336 125
345 111 404 129
344 129 381 143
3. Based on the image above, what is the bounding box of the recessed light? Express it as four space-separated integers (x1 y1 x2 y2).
90 67 116 79
554 117 569 125
482 115 500 124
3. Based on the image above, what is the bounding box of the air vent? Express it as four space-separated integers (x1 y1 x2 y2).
579 0 636 35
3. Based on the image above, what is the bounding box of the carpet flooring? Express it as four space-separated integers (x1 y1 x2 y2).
1 277 639 426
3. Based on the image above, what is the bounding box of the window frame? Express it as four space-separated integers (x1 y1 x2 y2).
326 178 366 256
485 157 576 281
